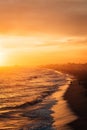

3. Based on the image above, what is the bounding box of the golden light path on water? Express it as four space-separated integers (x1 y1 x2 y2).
0 68 78 130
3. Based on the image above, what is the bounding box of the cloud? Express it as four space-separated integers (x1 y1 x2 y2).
0 35 87 51
0 0 87 36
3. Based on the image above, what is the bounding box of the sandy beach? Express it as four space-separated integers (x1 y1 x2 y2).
0 68 87 130
51 84 77 130
64 79 87 130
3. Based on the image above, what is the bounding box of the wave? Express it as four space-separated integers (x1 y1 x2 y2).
0 68 69 130
1 84 59 111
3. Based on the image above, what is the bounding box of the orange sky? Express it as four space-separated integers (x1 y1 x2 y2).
0 0 87 66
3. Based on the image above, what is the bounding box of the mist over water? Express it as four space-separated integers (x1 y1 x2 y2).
0 68 71 130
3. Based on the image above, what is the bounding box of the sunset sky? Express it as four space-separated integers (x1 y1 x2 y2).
0 0 87 66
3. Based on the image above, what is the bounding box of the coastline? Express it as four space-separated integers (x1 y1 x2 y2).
64 79 87 130
51 76 77 130
0 68 87 130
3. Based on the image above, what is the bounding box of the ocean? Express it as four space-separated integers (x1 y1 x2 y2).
0 68 76 130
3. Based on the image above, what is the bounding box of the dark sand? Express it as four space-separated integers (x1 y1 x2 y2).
64 80 87 130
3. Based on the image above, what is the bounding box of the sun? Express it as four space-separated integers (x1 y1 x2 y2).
0 52 6 66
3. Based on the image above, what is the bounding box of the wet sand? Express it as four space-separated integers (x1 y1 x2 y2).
51 81 77 130
64 80 87 130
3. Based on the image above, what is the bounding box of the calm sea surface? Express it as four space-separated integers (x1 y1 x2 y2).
0 67 73 130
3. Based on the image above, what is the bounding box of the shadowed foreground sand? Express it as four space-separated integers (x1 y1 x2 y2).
64 80 87 130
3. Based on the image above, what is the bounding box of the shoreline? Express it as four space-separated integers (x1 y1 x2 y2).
51 77 77 130
64 79 87 130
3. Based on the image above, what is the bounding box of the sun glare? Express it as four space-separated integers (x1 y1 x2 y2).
0 52 6 66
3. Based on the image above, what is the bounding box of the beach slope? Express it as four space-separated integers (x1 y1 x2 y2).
64 80 87 130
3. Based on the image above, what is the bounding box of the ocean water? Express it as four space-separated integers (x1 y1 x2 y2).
0 68 73 130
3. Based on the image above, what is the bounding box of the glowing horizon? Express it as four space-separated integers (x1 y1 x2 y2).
0 34 87 66
0 0 87 66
